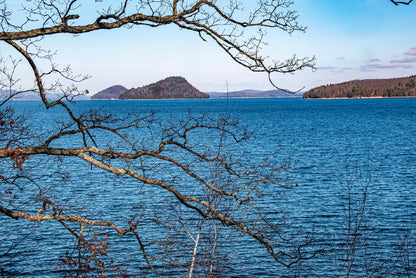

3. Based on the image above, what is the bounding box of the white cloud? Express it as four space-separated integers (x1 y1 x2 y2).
405 47 416 56
390 57 416 63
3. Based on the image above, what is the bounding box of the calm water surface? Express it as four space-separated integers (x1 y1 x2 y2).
1 98 416 277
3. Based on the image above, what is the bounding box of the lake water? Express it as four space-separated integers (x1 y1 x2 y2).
1 98 416 277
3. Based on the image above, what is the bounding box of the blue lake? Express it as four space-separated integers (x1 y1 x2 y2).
1 98 416 277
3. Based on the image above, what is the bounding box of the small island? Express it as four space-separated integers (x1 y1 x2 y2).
119 76 209 100
90 85 127 100
303 75 416 99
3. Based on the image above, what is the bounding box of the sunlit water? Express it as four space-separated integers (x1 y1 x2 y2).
1 98 416 277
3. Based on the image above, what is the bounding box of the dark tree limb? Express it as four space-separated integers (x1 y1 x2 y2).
0 1 320 274
390 0 413 5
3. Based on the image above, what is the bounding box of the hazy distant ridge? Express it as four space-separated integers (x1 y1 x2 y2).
207 89 302 99
0 89 90 101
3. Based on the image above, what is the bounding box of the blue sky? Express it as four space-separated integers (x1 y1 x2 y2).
290 0 416 89
23 1 416 93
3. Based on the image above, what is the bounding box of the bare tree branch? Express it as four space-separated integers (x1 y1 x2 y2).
390 0 413 5
0 1 321 275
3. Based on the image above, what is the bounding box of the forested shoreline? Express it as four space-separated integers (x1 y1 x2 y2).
304 76 416 99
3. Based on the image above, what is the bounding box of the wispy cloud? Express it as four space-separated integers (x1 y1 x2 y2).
390 57 416 64
360 63 412 72
318 66 339 71
367 58 381 63
318 66 354 73
405 47 416 56
360 47 416 72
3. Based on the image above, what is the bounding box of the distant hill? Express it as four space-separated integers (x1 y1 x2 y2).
304 76 416 99
119 77 209 100
0 89 90 101
91 85 127 100
207 89 303 99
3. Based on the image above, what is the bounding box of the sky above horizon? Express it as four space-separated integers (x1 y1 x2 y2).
8 0 416 94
